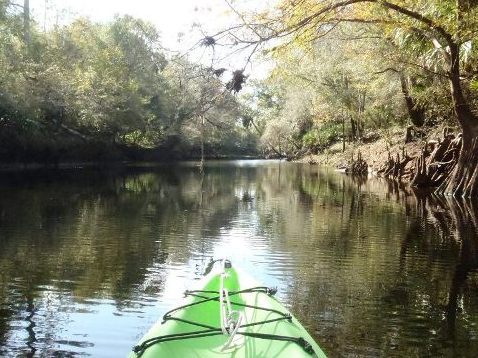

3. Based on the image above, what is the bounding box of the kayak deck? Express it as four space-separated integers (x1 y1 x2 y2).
129 261 327 357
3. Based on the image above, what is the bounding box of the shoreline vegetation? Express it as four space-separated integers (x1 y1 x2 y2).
0 125 454 197
0 154 263 172
0 124 443 183
0 3 259 170
1 2 477 197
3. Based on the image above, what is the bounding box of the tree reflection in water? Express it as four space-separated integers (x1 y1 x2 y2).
289 168 478 357
388 182 478 355
417 195 478 342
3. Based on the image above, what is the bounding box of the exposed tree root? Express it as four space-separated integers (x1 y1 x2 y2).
345 151 368 175
378 129 463 193
378 150 413 180
410 132 461 188
439 137 478 197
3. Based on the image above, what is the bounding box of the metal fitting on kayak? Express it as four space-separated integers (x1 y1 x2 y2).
267 287 278 296
297 337 315 354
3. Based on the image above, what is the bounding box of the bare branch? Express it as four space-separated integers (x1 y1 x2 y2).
373 67 400 75
242 42 261 71
223 0 264 40
379 1 454 45
215 0 456 53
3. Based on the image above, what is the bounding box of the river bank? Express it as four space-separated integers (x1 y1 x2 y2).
300 126 447 178
0 139 261 172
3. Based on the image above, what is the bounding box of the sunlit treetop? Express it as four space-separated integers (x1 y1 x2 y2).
221 0 478 56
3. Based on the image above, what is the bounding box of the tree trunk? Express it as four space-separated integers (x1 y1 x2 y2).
200 116 205 172
342 113 345 152
24 0 30 44
399 73 425 127
350 115 357 141
357 91 366 139
440 136 478 196
440 42 478 197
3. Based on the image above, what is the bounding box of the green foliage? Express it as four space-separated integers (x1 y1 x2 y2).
302 121 341 153
246 23 406 157
223 0 478 159
0 4 257 163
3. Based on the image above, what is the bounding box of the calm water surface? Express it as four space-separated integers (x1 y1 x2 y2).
1 160 478 357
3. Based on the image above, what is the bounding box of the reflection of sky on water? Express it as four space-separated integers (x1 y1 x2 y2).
151 190 290 315
3 286 160 357
129 184 292 352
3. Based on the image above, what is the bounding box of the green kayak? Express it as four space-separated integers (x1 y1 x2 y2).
129 260 327 357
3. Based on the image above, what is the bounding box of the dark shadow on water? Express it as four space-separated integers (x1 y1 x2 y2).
435 196 478 340
399 188 478 345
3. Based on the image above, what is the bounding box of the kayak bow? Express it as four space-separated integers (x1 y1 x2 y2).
129 260 327 357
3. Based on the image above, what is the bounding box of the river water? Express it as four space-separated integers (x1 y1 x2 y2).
1 160 478 357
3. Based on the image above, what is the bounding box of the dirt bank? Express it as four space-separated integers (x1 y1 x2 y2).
300 126 448 176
